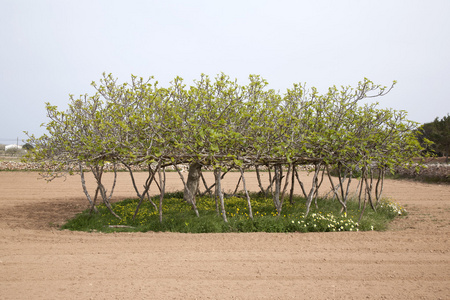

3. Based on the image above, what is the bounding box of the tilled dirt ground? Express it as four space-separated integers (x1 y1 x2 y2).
0 171 449 299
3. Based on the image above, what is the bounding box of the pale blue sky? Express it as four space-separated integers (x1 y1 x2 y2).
1 0 449 144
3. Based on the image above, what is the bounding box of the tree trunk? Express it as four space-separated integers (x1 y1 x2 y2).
326 165 347 213
158 166 166 223
239 167 253 220
358 168 366 209
289 164 296 204
358 188 368 223
375 167 385 207
280 163 292 203
79 164 98 214
200 171 211 196
344 170 353 205
232 174 242 195
214 168 228 222
175 163 200 217
91 165 121 219
294 168 308 199
255 165 266 194
266 165 274 196
314 166 326 209
305 164 321 217
364 169 376 212
133 164 157 220
274 164 282 215
184 162 202 207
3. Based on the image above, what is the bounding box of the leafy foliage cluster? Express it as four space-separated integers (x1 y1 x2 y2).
26 73 424 225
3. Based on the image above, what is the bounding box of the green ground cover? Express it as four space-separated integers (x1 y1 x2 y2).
61 192 406 233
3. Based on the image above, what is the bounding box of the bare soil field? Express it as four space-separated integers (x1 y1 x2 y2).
0 171 449 299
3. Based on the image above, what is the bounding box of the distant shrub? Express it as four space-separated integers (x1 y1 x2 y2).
22 143 33 150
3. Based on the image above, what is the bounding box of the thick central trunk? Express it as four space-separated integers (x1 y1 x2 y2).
183 162 202 205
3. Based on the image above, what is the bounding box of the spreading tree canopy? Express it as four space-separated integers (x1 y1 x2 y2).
25 73 425 220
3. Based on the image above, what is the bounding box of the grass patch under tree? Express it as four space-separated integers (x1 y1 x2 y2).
61 192 406 233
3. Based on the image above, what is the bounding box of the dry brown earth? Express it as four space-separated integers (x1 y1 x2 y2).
0 171 449 299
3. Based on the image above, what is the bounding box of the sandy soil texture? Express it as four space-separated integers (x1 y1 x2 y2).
0 171 449 299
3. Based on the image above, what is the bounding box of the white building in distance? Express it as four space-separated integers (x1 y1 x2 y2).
5 144 23 151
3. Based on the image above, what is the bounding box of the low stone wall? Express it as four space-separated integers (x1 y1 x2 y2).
0 161 43 171
394 163 450 183
0 161 189 172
